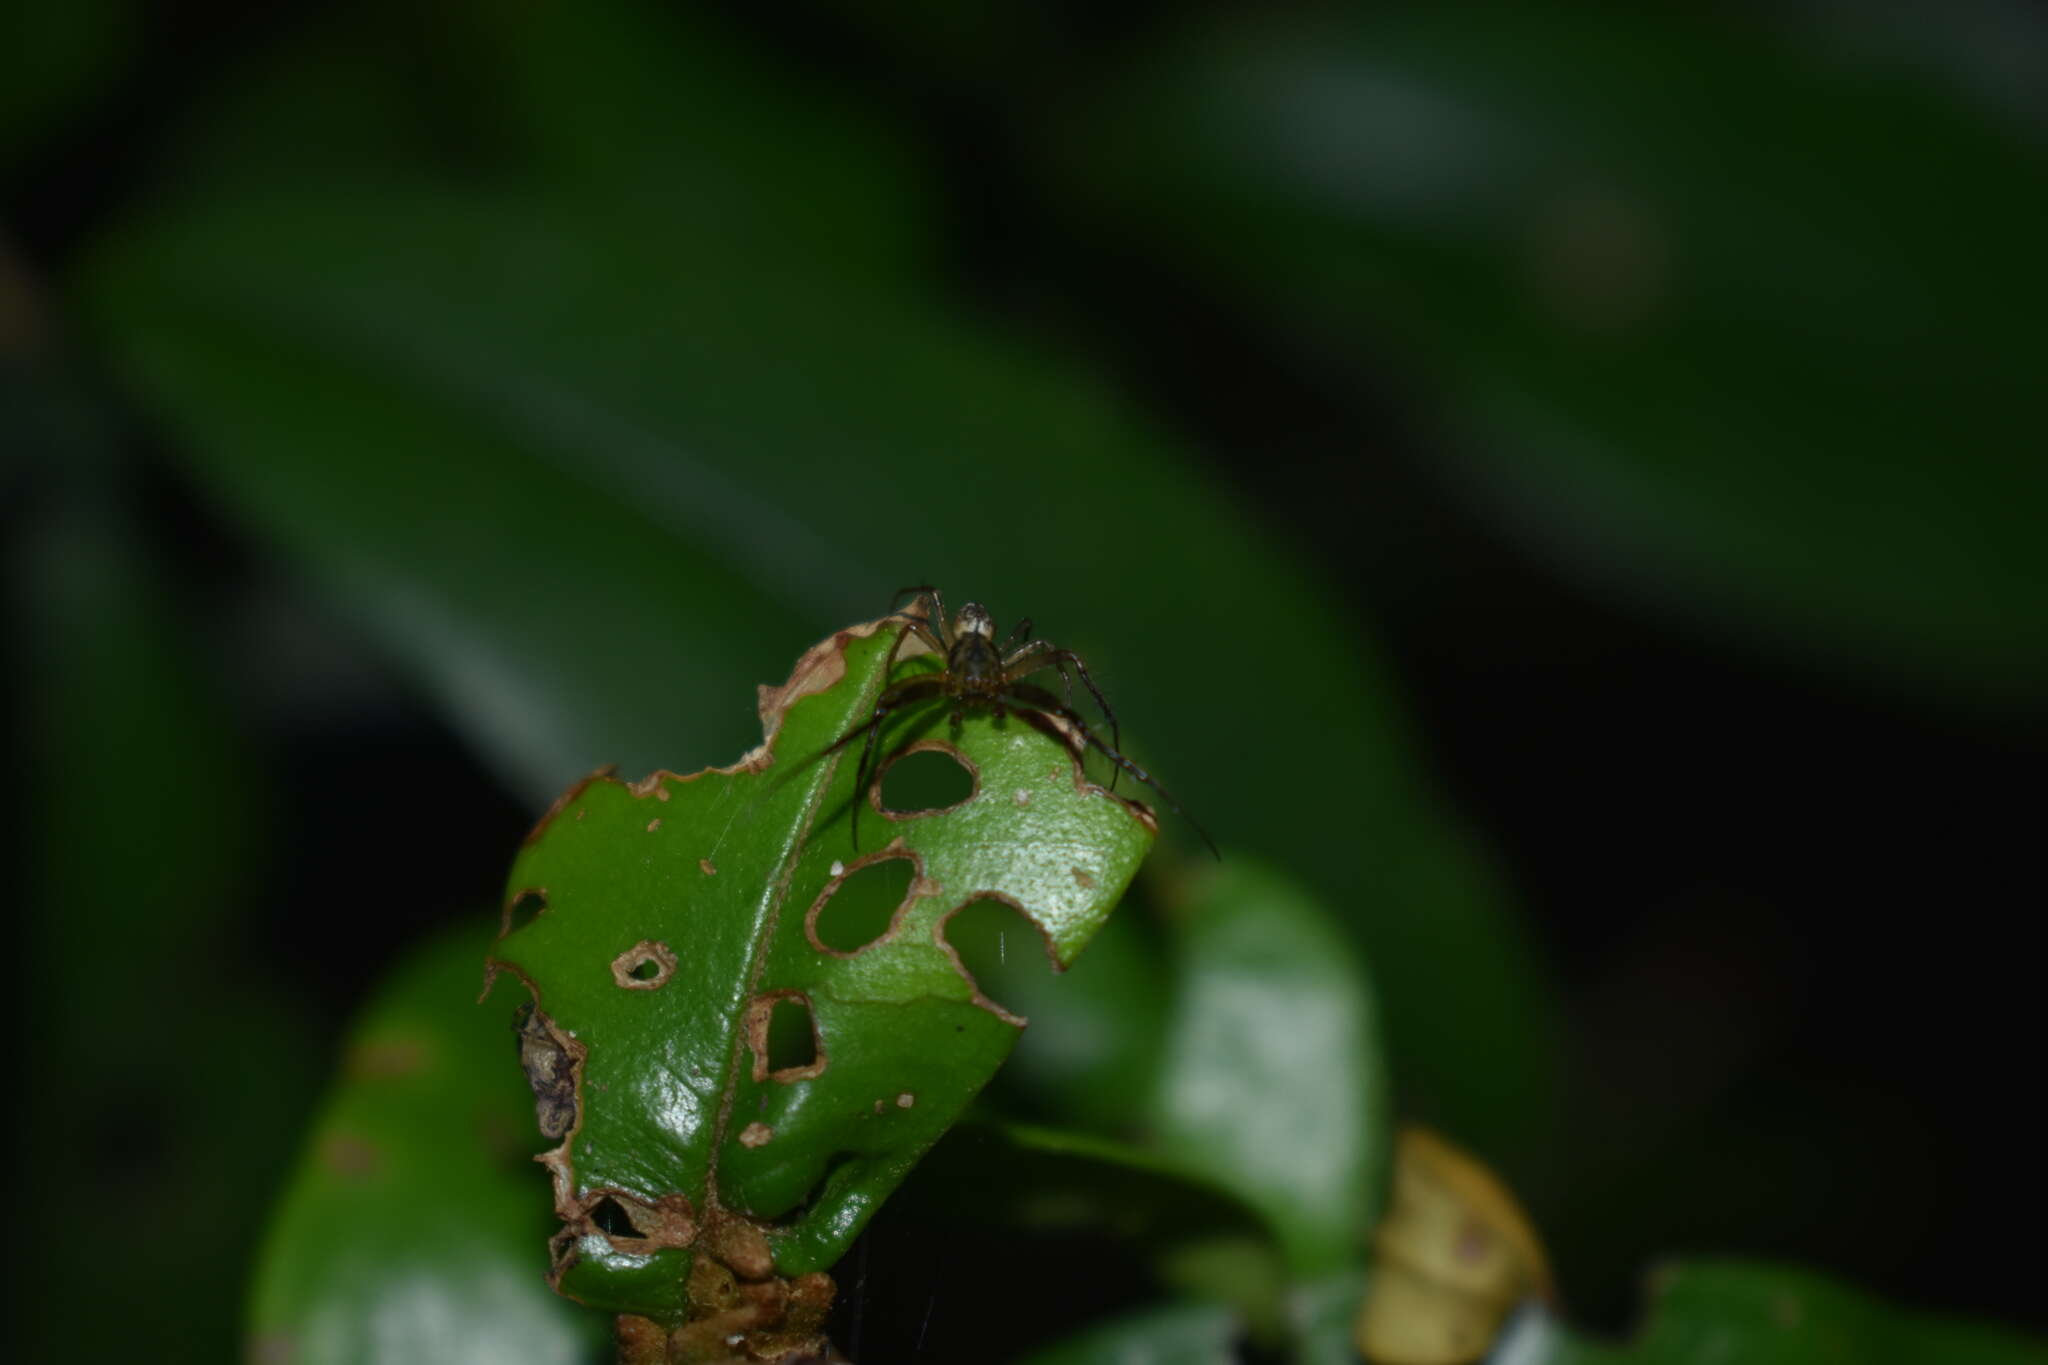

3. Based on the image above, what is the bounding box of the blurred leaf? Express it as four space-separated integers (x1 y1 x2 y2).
0 0 136 178
1048 1 2048 700
464 0 933 279
927 1122 1347 1357
12 430 320 1362
1357 1125 1552 1365
1149 858 1388 1277
79 0 1561 1155
488 620 1155 1320
1289 1271 1369 1365
911 1119 1268 1250
1519 1260 2048 1365
951 862 1387 1344
247 927 603 1365
150 4 460 200
973 894 1175 1135
1018 1299 1242 1365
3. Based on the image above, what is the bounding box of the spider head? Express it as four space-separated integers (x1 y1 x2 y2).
955 602 995 640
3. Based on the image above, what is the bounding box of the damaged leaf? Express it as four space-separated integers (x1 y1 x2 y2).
488 614 1156 1335
247 928 602 1365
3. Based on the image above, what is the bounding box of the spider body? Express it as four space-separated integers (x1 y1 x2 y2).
819 587 1215 857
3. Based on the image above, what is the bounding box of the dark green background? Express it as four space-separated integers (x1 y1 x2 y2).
5 1 2042 1359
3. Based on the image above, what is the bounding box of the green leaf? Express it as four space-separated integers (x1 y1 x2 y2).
1017 1300 1243 1365
1520 1260 2048 1365
14 425 320 1361
487 620 1155 1322
459 0 933 280
247 927 602 1365
1287 1271 1370 1365
971 897 1176 1135
1149 858 1389 1277
1047 2 2048 700
81 0 1563 1155
951 861 1386 1348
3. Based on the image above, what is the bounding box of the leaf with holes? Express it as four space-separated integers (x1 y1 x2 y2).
248 927 603 1365
486 612 1157 1346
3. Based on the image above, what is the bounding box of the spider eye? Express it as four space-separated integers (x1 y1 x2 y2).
957 603 994 638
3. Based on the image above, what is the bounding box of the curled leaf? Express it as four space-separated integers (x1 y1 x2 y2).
1358 1126 1553 1365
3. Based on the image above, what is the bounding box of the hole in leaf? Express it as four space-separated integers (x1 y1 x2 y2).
504 889 546 935
941 897 1055 1024
878 743 975 815
767 997 818 1074
589 1195 642 1238
811 855 915 954
746 990 827 1082
610 939 677 990
793 1151 862 1219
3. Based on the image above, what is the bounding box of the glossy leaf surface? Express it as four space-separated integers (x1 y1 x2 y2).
489 620 1155 1318
85 0 1563 1149
247 928 601 1365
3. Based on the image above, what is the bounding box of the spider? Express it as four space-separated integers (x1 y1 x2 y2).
818 586 1216 857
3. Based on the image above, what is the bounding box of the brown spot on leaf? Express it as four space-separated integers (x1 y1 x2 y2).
896 1092 915 1108
515 1003 582 1141
704 1212 777 1282
550 1190 698 1286
610 940 678 990
699 858 717 876
645 817 662 833
738 616 897 771
1071 867 1096 890
739 1122 774 1148
319 1137 380 1178
320 1133 381 1179
668 1267 835 1365
247 1334 294 1365
344 1037 431 1080
626 770 672 798
522 765 618 845
613 1314 666 1365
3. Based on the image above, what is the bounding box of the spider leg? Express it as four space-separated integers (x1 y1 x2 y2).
1004 682 1216 859
1002 643 1122 786
828 675 946 850
889 586 952 646
998 616 1034 652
